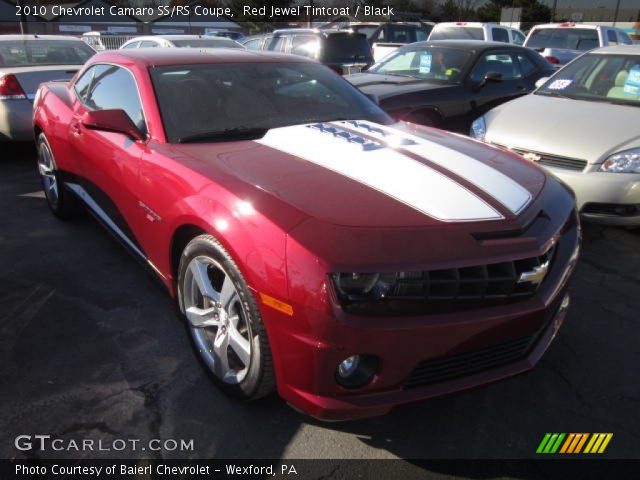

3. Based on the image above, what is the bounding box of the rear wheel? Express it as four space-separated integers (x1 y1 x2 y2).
37 133 80 219
177 235 275 399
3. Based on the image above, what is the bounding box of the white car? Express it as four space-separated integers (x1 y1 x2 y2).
429 22 526 45
470 45 640 226
120 35 244 50
524 23 634 66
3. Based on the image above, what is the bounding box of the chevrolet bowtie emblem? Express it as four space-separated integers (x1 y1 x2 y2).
518 260 550 286
523 152 542 162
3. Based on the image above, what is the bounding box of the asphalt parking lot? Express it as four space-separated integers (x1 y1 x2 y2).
1 144 639 462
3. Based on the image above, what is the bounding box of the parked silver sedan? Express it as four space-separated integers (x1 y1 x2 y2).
0 35 95 142
471 45 640 226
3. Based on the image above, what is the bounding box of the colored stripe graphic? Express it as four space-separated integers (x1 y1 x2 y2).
537 433 613 454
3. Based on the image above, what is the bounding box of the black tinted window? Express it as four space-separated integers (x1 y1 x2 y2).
320 34 372 63
607 30 618 44
492 28 509 43
86 65 146 133
388 25 415 43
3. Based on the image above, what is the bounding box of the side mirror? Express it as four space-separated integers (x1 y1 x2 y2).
81 109 145 141
472 71 502 92
535 76 549 89
484 71 502 83
364 92 380 105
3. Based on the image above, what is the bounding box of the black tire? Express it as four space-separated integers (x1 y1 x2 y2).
37 133 81 219
177 234 275 399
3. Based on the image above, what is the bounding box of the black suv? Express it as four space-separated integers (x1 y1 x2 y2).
243 29 374 74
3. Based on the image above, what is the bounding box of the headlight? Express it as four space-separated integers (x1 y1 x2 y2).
600 148 640 173
470 116 486 140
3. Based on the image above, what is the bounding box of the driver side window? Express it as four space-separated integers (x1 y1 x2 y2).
85 64 147 135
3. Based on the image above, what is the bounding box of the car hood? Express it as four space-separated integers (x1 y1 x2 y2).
168 120 546 229
346 73 454 99
485 94 640 163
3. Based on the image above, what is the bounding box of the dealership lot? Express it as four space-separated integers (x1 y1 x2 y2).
1 145 639 460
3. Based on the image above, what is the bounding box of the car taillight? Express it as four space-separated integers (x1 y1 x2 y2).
0 74 26 100
545 56 560 65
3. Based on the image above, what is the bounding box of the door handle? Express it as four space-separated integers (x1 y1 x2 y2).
70 119 82 135
516 85 527 91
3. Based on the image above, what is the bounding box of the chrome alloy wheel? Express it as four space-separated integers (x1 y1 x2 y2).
182 256 253 384
38 140 59 207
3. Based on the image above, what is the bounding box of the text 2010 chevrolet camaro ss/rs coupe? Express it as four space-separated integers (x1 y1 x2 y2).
33 49 580 420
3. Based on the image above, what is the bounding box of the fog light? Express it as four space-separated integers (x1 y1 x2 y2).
338 355 360 378
335 354 379 389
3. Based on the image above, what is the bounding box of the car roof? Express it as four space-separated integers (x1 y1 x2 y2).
407 39 525 50
127 35 233 41
90 48 314 67
592 44 640 55
0 34 83 42
530 23 607 30
434 22 522 31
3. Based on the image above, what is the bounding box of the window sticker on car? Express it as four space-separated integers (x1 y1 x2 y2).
547 79 572 90
623 65 640 96
419 53 432 74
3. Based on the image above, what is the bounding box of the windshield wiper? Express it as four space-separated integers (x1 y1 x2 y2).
178 127 268 144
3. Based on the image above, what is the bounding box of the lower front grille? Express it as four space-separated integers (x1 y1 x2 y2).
404 332 538 389
582 203 640 217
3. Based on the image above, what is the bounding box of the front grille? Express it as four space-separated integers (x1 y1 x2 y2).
339 246 556 316
510 148 587 172
387 246 555 302
404 331 538 389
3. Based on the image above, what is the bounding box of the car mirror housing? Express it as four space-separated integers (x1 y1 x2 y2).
81 109 145 142
484 71 502 83
535 76 550 89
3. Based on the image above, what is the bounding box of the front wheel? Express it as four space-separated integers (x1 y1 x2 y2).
177 234 275 399
37 133 81 219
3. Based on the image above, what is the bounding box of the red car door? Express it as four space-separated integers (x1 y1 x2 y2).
68 64 149 256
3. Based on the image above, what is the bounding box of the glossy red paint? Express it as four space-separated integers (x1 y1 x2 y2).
33 50 580 420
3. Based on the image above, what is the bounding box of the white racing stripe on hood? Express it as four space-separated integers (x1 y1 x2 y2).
336 121 532 214
256 124 503 222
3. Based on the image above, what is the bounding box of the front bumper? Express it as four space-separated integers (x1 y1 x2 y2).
544 166 640 226
263 212 580 421
0 99 34 142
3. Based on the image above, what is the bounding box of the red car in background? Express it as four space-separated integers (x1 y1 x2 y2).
33 49 580 420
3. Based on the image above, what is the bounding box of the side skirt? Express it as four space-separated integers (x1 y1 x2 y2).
65 182 169 289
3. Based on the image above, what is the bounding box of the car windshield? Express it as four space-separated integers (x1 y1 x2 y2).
525 28 599 51
536 53 640 106
429 26 484 40
150 62 392 143
0 40 95 67
369 46 473 82
171 39 242 48
350 26 379 40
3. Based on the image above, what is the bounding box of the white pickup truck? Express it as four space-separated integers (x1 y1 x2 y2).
428 22 526 44
524 23 634 66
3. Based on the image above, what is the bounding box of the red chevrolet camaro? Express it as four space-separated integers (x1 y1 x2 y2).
33 49 580 420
